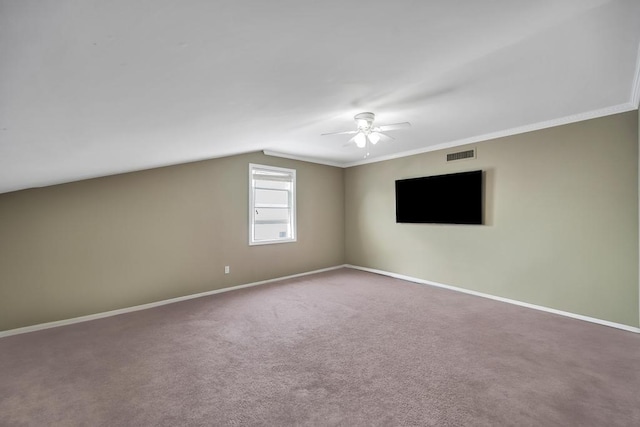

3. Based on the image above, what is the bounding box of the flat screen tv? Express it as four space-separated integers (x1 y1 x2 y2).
395 170 483 224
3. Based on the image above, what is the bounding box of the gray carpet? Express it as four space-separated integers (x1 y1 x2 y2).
1 268 639 426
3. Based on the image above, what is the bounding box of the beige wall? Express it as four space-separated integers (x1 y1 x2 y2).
0 152 345 331
345 111 639 327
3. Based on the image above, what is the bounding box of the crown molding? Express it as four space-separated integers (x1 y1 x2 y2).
262 150 344 168
265 102 636 170
631 41 640 108
343 103 636 168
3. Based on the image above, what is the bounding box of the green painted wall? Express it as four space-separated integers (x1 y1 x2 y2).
345 111 639 327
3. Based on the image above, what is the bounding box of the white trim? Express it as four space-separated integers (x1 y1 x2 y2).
263 150 343 168
3 264 637 338
631 41 640 108
345 264 640 334
344 103 636 167
249 163 297 246
0 265 347 339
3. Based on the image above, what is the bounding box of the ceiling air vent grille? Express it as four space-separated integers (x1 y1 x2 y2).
447 148 476 162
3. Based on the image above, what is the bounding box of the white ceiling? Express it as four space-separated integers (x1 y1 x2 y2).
1 0 639 194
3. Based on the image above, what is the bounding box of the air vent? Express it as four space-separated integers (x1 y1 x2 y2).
447 148 476 162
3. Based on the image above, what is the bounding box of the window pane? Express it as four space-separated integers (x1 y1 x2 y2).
255 207 289 222
254 223 290 241
255 179 290 190
255 188 289 207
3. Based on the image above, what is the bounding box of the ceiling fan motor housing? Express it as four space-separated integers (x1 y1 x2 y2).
354 112 375 130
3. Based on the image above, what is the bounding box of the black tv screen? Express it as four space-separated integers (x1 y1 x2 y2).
395 170 483 224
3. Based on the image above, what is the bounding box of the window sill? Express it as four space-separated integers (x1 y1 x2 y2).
249 238 297 246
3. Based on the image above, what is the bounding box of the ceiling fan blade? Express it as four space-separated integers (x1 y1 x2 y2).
321 130 358 136
378 132 395 143
376 122 411 132
344 134 358 145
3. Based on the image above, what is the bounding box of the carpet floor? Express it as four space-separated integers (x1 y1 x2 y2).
1 268 639 426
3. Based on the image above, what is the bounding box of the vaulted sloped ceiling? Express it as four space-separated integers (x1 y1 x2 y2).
1 0 639 194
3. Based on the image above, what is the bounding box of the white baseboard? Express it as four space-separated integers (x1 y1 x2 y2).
0 265 347 339
5 264 637 338
345 264 640 334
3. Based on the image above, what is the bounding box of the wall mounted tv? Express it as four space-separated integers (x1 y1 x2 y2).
395 170 483 224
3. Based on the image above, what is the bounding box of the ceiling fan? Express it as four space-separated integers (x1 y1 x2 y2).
321 112 411 157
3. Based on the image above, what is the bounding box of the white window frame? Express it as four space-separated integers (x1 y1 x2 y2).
249 163 297 246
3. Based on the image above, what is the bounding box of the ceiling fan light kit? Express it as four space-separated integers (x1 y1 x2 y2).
322 112 411 157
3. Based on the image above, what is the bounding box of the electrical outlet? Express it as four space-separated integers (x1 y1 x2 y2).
224 266 230 274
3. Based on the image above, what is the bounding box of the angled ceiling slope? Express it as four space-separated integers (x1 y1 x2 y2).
1 0 640 194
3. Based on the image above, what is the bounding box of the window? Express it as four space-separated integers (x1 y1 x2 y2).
249 164 296 245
